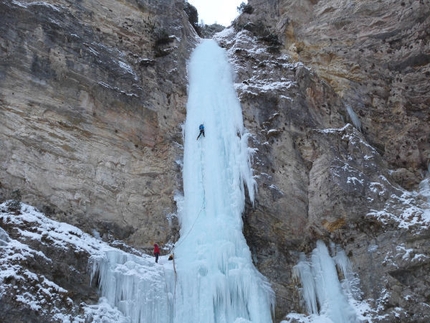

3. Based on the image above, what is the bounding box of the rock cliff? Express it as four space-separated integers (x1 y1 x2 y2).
245 0 430 189
1 0 430 322
222 0 430 320
0 0 197 247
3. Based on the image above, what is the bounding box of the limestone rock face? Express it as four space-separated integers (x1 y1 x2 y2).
1 0 430 322
218 0 430 320
245 0 430 189
0 0 197 247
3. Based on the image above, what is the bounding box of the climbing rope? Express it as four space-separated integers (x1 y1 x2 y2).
170 135 207 304
171 139 206 251
172 199 205 250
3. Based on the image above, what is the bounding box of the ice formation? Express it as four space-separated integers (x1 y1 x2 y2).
292 241 359 323
90 39 274 323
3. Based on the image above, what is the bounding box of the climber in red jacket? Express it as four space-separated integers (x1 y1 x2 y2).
153 243 160 263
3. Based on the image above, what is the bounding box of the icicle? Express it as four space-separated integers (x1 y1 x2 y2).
294 241 359 323
419 177 430 207
418 177 430 221
89 249 174 323
346 105 361 131
293 253 318 315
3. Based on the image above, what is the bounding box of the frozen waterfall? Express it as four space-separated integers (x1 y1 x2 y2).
292 241 360 323
173 39 274 323
89 39 274 323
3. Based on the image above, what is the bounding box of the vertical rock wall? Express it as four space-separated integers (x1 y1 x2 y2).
0 0 197 247
249 0 430 188
1 0 430 321
219 0 430 320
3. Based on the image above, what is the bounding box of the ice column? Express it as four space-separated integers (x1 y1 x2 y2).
419 177 430 219
173 39 274 323
293 240 358 323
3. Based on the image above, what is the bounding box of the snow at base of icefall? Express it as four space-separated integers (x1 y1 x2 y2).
0 203 106 254
0 202 157 322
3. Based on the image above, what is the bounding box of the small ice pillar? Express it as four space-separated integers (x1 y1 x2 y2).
418 176 430 221
293 253 318 315
419 177 430 206
332 243 361 300
294 241 358 323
